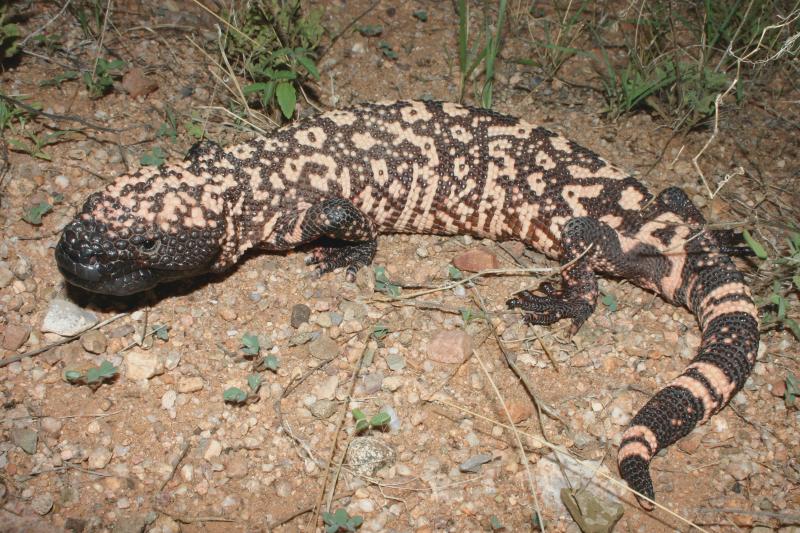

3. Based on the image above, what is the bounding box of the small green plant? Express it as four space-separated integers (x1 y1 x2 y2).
8 129 70 161
371 324 389 340
0 5 21 60
40 70 80 88
590 1 800 129
748 229 800 339
526 1 588 79
254 354 279 372
351 408 390 434
223 373 263 405
156 106 179 143
22 201 52 225
224 0 323 121
241 333 261 356
68 0 107 39
456 0 508 107
374 266 401 297
64 361 118 389
785 372 799 408
83 58 125 99
448 265 463 281
600 291 618 312
322 508 363 533
140 146 166 166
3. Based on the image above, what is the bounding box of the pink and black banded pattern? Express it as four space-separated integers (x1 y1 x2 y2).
56 100 759 507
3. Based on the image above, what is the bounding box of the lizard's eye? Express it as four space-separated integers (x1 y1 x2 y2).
140 238 160 253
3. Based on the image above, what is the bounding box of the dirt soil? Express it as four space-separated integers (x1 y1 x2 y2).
1 1 799 532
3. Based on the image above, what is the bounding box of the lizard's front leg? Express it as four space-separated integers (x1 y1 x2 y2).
270 197 378 281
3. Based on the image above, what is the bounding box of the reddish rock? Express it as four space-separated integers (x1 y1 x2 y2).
426 330 473 364
2 323 31 351
122 68 158 98
770 378 787 398
502 397 533 423
452 247 499 273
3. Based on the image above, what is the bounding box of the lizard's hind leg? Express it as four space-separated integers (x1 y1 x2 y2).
507 216 622 336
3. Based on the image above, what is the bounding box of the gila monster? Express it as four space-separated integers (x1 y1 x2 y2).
55 100 760 508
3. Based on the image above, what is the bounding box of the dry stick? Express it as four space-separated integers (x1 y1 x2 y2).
268 490 356 531
0 94 124 133
157 440 191 492
0 313 128 368
309 338 372 530
471 345 545 531
435 400 710 533
89 0 114 85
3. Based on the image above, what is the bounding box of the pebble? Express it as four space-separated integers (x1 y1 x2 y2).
310 399 337 419
31 493 54 515
452 247 499 272
227 455 248 479
161 390 177 410
203 439 222 461
314 375 339 400
345 437 396 476
12 256 32 280
2 323 30 351
125 350 163 380
459 453 493 473
363 372 384 394
275 481 292 497
218 306 237 321
81 330 107 354
41 299 99 337
308 334 339 359
426 330 473 364
177 376 204 393
11 428 37 454
88 447 112 469
0 263 12 288
290 304 311 328
385 352 406 371
503 398 533 423
180 464 193 482
382 376 403 392
40 416 62 435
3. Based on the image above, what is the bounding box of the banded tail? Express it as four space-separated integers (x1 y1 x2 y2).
618 233 759 508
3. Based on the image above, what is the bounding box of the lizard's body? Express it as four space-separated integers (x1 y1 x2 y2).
56 100 760 507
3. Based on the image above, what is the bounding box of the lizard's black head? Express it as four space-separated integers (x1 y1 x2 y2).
56 176 229 295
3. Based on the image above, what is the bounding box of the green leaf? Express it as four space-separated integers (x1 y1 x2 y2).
294 54 319 80
270 69 297 81
276 82 296 119
793 275 800 291
348 515 364 528
413 10 428 22
369 411 390 427
22 201 52 225
184 120 204 140
378 41 398 59
351 408 366 421
243 82 270 95
140 146 166 166
262 354 279 372
785 318 800 341
371 324 389 340
785 372 799 407
97 360 117 377
39 70 79 87
742 229 767 259
601 292 618 312
333 508 349 524
489 515 504 530
460 308 474 324
153 324 169 341
223 387 248 404
241 333 260 356
247 373 262 393
448 265 463 280
64 370 83 382
356 24 383 36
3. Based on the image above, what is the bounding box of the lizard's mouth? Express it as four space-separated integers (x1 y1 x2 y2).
55 241 161 296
